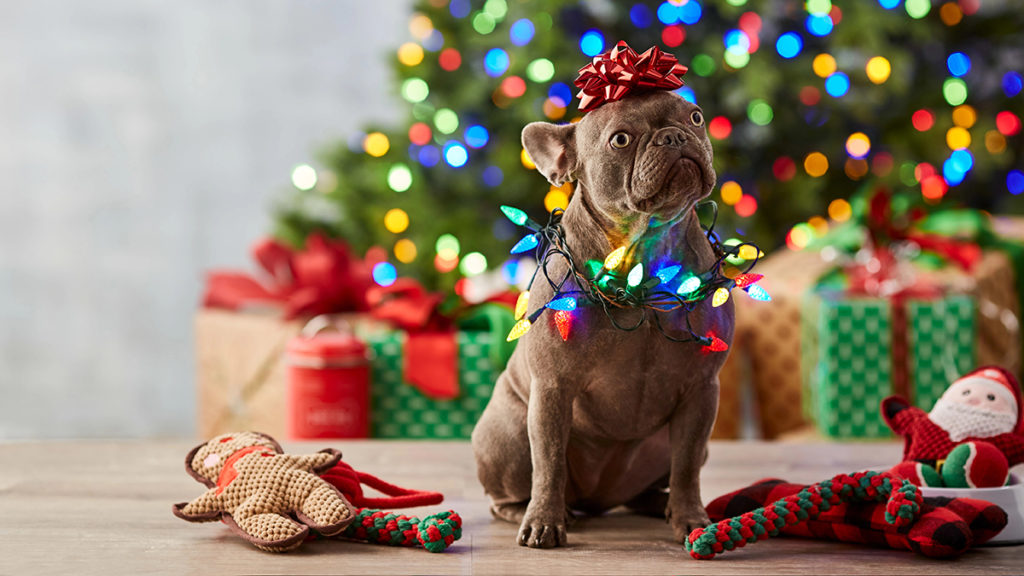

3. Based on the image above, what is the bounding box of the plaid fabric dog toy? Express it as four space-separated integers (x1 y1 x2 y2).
699 476 1007 559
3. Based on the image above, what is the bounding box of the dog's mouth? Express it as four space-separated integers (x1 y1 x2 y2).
631 155 706 213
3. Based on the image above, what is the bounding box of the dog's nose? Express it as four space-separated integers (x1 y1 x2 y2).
653 127 688 148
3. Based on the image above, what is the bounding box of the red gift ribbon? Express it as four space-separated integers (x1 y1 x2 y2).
574 41 688 113
202 234 372 320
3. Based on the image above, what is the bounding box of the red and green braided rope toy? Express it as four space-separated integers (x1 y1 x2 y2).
340 508 462 553
685 471 922 560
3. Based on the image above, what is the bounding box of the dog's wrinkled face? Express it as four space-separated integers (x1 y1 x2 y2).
522 90 715 226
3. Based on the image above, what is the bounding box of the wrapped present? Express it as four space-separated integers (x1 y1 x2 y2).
197 240 516 439
802 292 975 438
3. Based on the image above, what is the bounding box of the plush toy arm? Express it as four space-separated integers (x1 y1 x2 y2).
293 476 355 538
172 490 223 523
227 495 310 552
992 433 1024 467
296 449 343 475
881 396 925 435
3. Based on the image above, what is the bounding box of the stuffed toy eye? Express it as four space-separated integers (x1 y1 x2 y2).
987 393 996 401
962 389 971 396
690 111 704 126
610 132 631 148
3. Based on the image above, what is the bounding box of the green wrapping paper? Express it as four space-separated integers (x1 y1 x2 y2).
367 330 500 439
802 292 975 438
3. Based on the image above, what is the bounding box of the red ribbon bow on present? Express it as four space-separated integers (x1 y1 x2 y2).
202 234 372 320
574 40 688 113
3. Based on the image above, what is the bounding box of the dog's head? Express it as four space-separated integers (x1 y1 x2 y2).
522 90 714 227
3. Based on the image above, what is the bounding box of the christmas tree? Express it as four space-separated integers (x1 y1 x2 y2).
272 0 1023 292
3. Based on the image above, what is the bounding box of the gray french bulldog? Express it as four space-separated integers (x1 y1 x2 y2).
471 89 730 548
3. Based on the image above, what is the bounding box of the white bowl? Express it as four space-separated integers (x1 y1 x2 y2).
920 473 1024 545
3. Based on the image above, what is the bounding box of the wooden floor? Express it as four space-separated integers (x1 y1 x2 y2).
1 439 1022 575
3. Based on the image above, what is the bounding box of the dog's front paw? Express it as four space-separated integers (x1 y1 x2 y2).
666 503 711 544
517 503 568 549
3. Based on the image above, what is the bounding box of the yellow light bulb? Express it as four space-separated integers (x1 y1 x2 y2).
712 287 730 308
514 291 530 321
507 318 532 342
603 246 627 270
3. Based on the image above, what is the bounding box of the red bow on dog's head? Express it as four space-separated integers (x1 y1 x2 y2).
574 41 689 113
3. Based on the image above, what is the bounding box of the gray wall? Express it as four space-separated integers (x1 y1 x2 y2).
0 1 412 438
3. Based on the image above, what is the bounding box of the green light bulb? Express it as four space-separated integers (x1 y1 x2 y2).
678 276 701 295
500 205 528 226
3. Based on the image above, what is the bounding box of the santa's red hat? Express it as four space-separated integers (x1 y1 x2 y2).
952 366 1023 435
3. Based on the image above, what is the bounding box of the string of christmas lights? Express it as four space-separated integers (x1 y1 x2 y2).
500 202 769 352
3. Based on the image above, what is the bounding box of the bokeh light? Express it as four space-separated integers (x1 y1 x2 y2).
418 145 440 167
1004 72 1024 97
434 108 459 134
484 48 510 77
510 18 535 45
878 0 900 8
662 25 685 48
952 105 976 128
985 130 1007 154
291 164 317 191
401 78 429 103
501 76 527 98
708 116 732 140
813 54 837 78
459 252 488 276
776 32 803 59
866 56 891 84
804 152 829 177
394 239 417 263
472 12 495 34
806 14 834 36
946 52 971 77
526 58 555 83
912 109 934 131
449 0 470 18
521 148 536 169
845 132 871 158
465 125 490 148
691 54 715 77
398 43 424 67
735 195 757 217
845 158 869 180
580 30 605 57
372 262 397 287
996 111 1022 136
435 234 461 257
387 164 413 192
828 199 852 222
384 208 410 233
439 48 462 71
364 132 390 157
630 4 654 28
942 77 968 106
443 142 468 167
548 83 572 107
773 157 797 181
720 181 742 205
747 100 773 125
905 0 931 18
921 175 948 200
1008 170 1024 195
940 2 963 25
483 166 504 187
544 185 570 211
825 72 850 97
409 122 432 146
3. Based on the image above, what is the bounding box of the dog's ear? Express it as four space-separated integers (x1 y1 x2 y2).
522 122 577 187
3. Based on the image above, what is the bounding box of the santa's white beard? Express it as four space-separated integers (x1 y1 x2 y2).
928 400 1017 442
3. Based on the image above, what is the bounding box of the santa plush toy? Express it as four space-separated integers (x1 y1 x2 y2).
883 366 1024 488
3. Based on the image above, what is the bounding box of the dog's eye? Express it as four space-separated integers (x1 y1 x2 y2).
690 111 704 126
610 132 631 149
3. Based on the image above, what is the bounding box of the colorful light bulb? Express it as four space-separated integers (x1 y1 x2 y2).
627 263 644 288
506 318 532 342
655 265 681 284
712 287 730 307
703 333 729 352
677 276 701 295
554 310 571 341
585 260 603 278
500 205 528 226
546 296 577 311
510 234 539 254
603 246 627 270
745 284 772 301
733 273 764 289
514 290 530 320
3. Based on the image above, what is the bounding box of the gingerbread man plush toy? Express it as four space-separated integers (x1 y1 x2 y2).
172 431 355 551
883 366 1024 488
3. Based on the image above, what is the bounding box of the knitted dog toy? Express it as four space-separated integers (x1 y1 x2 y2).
173 432 462 553
688 472 1007 559
883 366 1024 488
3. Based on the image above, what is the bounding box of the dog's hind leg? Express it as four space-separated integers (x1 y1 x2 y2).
472 374 534 525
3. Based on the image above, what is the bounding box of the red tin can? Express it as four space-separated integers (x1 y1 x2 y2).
286 317 370 439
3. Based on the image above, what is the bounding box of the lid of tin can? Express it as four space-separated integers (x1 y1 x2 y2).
287 316 369 364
